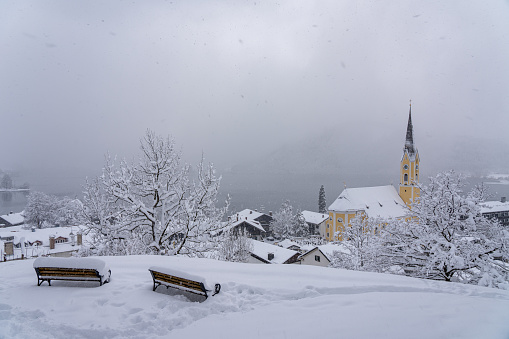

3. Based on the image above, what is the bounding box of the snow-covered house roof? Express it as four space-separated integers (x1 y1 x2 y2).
480 200 509 214
301 211 328 225
0 212 24 226
250 240 299 264
236 209 265 221
0 225 85 258
328 185 407 219
277 239 301 250
227 219 266 233
301 243 350 258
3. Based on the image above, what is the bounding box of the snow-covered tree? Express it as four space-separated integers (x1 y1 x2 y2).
385 170 509 288
24 191 57 228
293 211 310 238
216 229 253 263
270 202 310 239
270 201 295 239
330 214 386 272
79 130 229 256
318 185 326 213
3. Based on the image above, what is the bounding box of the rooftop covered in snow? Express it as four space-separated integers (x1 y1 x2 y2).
480 200 509 214
301 211 328 225
328 185 407 219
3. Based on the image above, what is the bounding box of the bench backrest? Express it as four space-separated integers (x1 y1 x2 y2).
36 267 100 278
150 270 206 294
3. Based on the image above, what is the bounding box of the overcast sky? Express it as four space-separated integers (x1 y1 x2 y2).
1 0 509 198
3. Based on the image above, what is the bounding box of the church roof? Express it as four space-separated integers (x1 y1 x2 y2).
328 185 407 219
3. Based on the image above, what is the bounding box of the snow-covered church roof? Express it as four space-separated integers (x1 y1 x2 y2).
328 185 407 219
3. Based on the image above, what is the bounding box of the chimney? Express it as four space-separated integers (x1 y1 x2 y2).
268 252 274 261
70 231 75 246
250 210 253 214
269 211 273 217
77 233 83 246
502 197 507 203
49 236 55 250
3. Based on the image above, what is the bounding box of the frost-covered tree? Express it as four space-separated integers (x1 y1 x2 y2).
270 202 310 239
216 229 253 263
318 185 326 213
79 130 229 256
24 191 57 228
330 214 386 272
385 170 509 288
293 211 310 238
54 197 83 227
270 201 295 239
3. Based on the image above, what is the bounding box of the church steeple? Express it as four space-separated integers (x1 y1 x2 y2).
404 105 415 156
399 102 420 206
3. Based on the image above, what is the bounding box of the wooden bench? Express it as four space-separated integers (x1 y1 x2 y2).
149 266 220 299
33 257 111 287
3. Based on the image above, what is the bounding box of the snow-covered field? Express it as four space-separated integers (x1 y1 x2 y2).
1 256 509 339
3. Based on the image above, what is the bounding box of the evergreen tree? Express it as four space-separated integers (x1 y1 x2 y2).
318 185 326 213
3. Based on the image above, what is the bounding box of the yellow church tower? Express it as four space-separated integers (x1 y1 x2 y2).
399 103 420 206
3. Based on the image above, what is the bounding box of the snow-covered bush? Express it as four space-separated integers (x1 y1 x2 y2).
216 229 253 263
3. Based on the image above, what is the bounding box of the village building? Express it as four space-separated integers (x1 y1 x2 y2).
301 210 328 237
248 239 300 264
480 197 509 227
227 209 274 240
326 105 420 241
298 247 330 267
0 225 83 260
0 211 24 228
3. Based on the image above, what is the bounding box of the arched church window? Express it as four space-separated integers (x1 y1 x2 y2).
403 164 409 170
404 173 408 182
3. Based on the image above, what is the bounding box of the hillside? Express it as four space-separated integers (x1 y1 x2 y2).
1 255 509 338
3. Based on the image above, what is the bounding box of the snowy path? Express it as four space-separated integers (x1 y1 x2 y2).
1 256 509 338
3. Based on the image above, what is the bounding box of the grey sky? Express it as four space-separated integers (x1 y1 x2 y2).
1 1 509 201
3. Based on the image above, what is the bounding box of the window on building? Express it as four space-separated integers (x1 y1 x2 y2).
326 232 329 238
403 164 409 170
404 173 408 182
315 255 320 262
337 218 343 223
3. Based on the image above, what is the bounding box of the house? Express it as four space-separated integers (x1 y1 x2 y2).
0 212 24 227
326 105 418 241
298 247 330 267
301 211 328 237
480 197 509 226
298 243 349 267
248 239 300 264
228 209 274 240
0 225 84 260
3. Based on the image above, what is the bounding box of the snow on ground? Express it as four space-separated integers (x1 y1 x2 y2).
1 255 509 339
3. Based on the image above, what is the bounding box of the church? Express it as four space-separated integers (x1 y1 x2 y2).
325 105 420 241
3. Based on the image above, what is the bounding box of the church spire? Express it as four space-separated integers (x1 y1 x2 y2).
404 102 415 155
